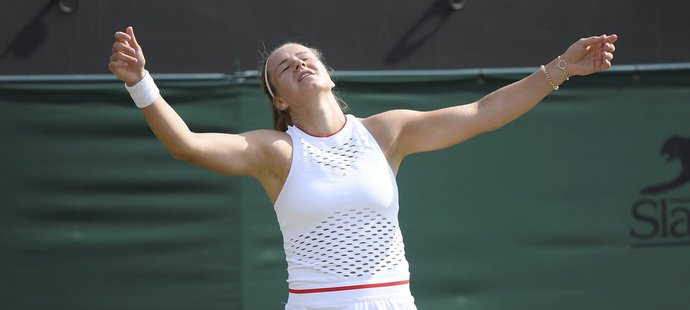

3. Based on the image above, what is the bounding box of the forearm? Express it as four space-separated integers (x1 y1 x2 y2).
124 71 198 160
141 96 198 160
477 58 567 130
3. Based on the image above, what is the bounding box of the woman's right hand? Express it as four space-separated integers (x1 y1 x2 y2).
108 26 146 86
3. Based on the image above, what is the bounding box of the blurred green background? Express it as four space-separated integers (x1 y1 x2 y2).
2 66 689 309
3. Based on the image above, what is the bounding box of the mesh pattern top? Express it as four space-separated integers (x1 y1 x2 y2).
274 114 410 290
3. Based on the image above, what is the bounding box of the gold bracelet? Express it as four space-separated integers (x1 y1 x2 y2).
540 65 559 91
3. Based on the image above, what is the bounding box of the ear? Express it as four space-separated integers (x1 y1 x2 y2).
272 96 288 111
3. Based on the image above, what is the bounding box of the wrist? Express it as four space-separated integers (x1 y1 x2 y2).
540 57 569 91
125 70 147 87
125 70 159 108
546 57 569 83
556 55 570 80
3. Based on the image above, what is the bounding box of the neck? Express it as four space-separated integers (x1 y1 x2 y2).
290 92 345 137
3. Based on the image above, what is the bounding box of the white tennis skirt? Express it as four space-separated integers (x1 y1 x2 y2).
284 282 417 310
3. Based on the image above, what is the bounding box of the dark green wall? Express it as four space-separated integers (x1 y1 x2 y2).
2 67 690 309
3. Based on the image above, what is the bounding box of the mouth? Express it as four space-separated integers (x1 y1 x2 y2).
298 72 313 82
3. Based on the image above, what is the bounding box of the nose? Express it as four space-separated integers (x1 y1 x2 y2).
292 58 306 70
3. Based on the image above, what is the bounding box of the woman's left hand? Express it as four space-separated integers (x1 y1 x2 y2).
561 34 618 77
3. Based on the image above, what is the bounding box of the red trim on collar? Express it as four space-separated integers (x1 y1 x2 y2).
296 114 348 138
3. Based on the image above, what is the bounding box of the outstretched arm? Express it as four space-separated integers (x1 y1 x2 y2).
366 34 618 165
108 27 285 178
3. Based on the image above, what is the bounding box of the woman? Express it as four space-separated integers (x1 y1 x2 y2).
109 26 617 309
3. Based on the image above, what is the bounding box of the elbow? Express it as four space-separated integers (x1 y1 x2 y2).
166 133 206 165
171 151 201 166
168 151 189 164
168 144 197 164
475 101 506 133
170 150 189 162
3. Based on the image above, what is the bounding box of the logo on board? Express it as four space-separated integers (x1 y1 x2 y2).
630 135 690 248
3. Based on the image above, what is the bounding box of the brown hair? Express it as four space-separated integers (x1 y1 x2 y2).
258 42 348 132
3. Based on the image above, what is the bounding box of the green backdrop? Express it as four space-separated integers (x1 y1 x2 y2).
1 66 689 309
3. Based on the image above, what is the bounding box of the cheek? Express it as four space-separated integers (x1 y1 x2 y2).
276 74 294 91
312 63 333 83
314 61 329 73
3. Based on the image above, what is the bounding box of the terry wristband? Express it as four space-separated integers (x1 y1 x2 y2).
125 70 159 109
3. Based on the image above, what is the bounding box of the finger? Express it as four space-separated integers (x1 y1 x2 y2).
108 60 130 70
114 31 132 43
112 52 138 64
578 34 607 48
601 59 612 70
604 42 616 53
110 52 138 64
112 42 136 55
604 52 614 62
126 26 142 51
606 34 618 43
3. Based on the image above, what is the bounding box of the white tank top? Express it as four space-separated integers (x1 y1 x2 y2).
274 114 410 290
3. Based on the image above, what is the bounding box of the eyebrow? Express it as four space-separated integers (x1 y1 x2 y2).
274 51 310 74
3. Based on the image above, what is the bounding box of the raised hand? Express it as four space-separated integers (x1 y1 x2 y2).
108 26 146 86
560 34 618 77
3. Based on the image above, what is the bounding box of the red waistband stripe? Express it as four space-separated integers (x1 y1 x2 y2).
288 280 410 294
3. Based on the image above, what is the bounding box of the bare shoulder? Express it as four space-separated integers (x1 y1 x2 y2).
360 110 419 170
361 109 418 144
362 109 407 130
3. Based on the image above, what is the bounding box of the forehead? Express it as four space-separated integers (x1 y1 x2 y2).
268 44 315 68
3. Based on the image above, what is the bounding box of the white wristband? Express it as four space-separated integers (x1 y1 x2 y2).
125 70 159 109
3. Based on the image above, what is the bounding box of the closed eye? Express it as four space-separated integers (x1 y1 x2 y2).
280 59 310 74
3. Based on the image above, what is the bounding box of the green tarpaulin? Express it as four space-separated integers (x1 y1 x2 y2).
2 65 689 309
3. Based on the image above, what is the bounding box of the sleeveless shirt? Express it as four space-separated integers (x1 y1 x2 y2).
274 114 410 290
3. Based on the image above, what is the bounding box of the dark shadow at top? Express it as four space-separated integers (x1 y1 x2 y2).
1 0 56 60
384 0 460 66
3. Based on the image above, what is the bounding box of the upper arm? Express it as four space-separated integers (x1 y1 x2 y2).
138 97 291 181
365 102 497 160
179 129 290 178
